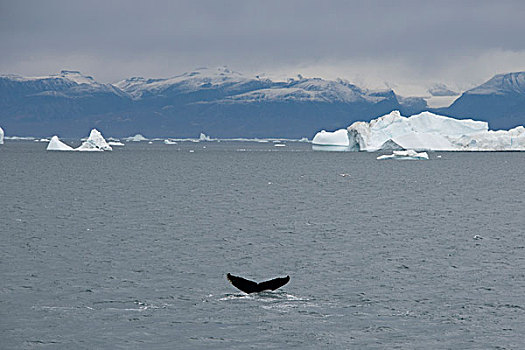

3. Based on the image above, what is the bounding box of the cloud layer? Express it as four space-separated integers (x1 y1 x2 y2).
1 0 524 94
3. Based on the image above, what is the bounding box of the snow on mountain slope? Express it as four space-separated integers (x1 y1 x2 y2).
465 72 525 95
217 78 390 104
437 72 525 130
428 83 459 97
115 67 393 104
114 67 267 99
1 70 128 98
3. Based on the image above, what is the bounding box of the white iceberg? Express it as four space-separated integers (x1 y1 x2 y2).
377 150 429 160
124 134 148 142
108 141 124 146
0 126 4 144
164 139 177 145
199 133 212 141
347 111 489 151
312 129 349 146
47 136 74 151
313 110 525 152
312 129 352 151
47 129 111 152
76 129 112 151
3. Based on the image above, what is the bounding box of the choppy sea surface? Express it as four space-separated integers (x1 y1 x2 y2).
1 141 524 349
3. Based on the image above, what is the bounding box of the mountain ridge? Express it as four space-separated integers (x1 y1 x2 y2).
0 68 523 137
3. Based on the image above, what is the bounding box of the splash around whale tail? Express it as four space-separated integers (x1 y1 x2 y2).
227 273 290 293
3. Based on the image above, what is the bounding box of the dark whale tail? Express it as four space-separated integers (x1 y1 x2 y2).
227 273 290 293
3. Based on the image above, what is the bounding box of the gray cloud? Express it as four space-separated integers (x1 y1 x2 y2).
1 0 524 93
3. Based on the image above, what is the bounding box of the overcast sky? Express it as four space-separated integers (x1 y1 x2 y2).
1 0 524 95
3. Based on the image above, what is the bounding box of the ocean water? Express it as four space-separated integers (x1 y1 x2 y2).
1 141 524 349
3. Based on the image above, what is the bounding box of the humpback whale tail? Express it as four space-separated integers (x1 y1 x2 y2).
227 273 290 294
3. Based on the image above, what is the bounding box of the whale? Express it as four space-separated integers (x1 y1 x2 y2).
226 273 290 293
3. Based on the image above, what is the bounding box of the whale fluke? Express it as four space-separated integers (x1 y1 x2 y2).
226 273 290 293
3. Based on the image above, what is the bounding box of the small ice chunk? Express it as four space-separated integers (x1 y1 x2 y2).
108 141 124 146
199 133 211 141
164 139 177 145
0 126 4 144
124 134 148 142
377 150 429 160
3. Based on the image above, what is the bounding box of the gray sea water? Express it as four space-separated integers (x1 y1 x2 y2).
1 141 524 349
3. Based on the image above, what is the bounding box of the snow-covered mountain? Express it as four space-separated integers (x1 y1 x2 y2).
1 70 128 98
0 68 523 137
0 70 131 137
114 67 395 105
464 72 525 95
115 67 272 100
1 67 409 137
437 72 525 130
428 83 459 97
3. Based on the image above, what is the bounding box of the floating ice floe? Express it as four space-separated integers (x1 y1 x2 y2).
313 110 525 151
124 134 148 142
4 136 35 141
164 139 177 145
108 141 124 146
377 150 429 160
47 129 112 152
0 126 4 144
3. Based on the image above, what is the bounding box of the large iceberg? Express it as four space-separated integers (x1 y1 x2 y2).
0 126 4 144
47 129 112 152
312 111 525 151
